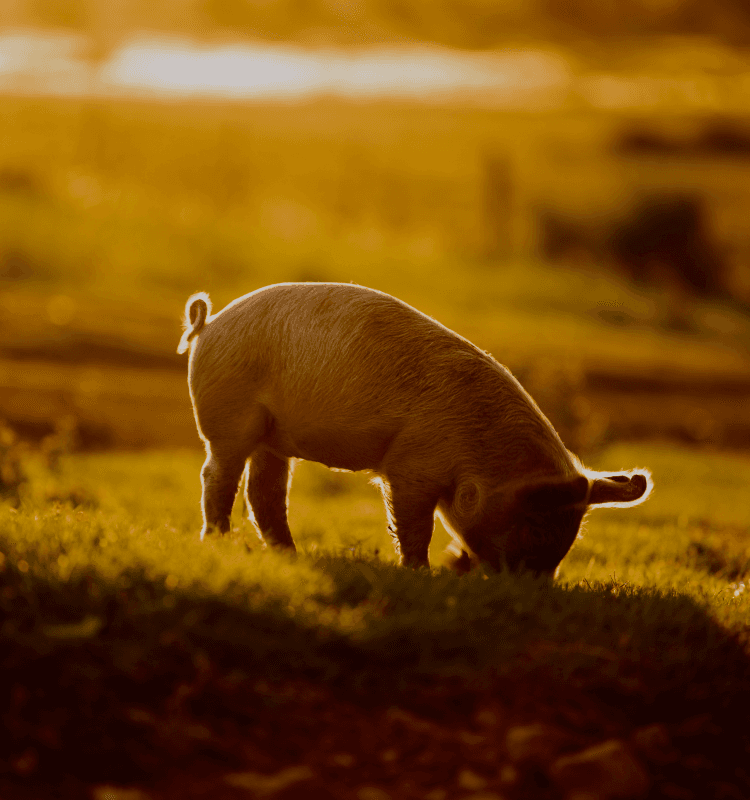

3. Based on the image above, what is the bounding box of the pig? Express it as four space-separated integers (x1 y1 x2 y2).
178 282 652 576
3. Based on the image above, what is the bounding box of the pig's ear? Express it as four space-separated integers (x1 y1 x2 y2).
588 470 652 506
520 475 589 509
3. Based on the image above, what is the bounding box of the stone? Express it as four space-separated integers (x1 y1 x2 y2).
549 739 650 799
505 723 573 767
224 765 315 794
91 788 150 800
457 769 488 790
357 788 391 800
630 724 679 765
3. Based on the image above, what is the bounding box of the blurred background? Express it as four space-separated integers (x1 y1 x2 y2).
2 0 750 471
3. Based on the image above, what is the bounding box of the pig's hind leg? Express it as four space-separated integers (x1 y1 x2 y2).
200 443 247 539
245 448 296 552
197 402 270 540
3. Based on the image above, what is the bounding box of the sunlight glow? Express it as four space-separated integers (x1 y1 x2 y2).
99 38 571 104
0 29 91 96
0 29 571 106
2 29 749 111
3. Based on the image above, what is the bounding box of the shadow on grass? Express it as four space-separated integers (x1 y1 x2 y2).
1 552 749 795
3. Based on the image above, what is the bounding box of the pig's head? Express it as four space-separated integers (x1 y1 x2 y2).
448 469 652 577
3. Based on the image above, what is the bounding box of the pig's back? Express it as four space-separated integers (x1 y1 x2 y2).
190 283 569 475
225 282 491 407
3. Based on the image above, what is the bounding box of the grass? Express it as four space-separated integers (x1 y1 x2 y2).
4 95 750 366
1 89 750 798
2 95 750 309
1 442 749 797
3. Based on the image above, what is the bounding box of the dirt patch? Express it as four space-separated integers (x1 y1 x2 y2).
2 669 748 800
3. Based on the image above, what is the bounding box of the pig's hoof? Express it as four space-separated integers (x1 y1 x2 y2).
200 526 227 541
444 548 478 574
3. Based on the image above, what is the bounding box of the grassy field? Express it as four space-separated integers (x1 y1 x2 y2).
3 95 750 302
1 90 750 798
4 95 750 357
1 441 749 799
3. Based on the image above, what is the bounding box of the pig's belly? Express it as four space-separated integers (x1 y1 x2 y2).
261 418 397 473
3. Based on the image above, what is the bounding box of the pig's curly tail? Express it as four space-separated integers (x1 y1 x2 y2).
177 292 212 354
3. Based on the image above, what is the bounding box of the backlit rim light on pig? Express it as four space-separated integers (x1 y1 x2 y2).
178 282 652 577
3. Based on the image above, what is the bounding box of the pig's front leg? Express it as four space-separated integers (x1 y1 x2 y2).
381 480 437 569
200 445 246 539
245 448 296 552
